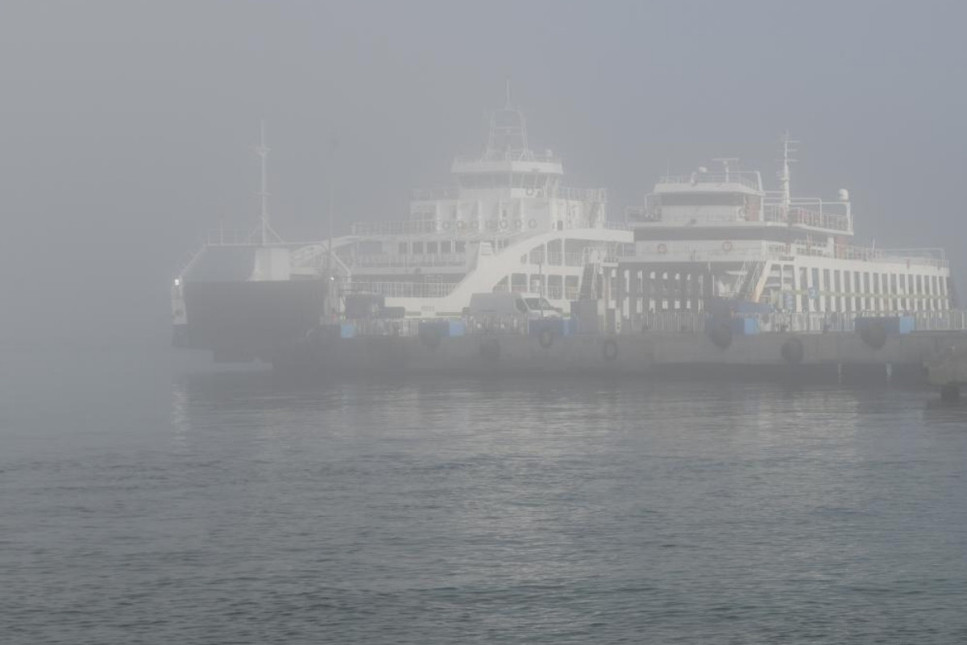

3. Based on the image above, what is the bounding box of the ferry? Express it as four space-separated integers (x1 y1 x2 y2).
611 139 954 333
288 92 632 319
172 94 960 369
171 92 631 360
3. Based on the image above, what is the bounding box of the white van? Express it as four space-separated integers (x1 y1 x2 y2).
467 292 561 319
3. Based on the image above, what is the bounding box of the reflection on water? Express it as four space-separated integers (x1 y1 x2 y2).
3 355 967 643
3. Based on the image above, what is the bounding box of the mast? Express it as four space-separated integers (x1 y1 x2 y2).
257 120 270 246
779 132 798 216
505 77 512 110
486 79 529 158
251 120 282 246
327 136 338 318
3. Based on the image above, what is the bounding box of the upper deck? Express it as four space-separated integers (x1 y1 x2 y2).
654 170 764 194
627 150 854 237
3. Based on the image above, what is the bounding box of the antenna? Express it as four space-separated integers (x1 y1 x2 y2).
254 120 282 245
712 157 739 182
486 80 529 159
257 120 270 245
779 131 799 214
326 135 339 317
505 77 512 110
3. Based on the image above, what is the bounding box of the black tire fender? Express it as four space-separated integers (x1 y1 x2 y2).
707 320 733 349
859 321 887 350
479 337 501 360
781 336 805 364
602 338 618 361
538 328 554 349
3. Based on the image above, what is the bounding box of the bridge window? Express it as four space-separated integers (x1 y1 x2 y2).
659 193 746 207
441 241 451 254
398 242 407 255
412 241 424 254
427 242 438 255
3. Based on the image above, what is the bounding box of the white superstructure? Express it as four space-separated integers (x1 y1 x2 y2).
612 136 952 325
288 93 632 317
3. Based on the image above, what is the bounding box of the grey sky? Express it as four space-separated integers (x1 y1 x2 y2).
2 1 965 343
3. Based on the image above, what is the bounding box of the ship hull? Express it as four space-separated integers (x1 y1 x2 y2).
175 280 326 362
271 328 966 386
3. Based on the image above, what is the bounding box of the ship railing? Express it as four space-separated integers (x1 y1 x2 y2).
602 220 632 231
553 186 608 202
340 307 967 339
762 201 852 231
350 219 543 237
411 186 461 201
344 281 456 298
350 221 440 236
348 315 540 337
781 241 948 268
636 311 709 333
627 241 788 261
452 149 561 165
350 253 468 269
912 310 967 331
839 245 948 268
628 309 967 334
658 171 761 191
625 206 661 223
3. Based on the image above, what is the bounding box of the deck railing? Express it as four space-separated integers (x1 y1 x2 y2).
658 172 761 191
762 201 851 232
351 253 468 269
627 309 967 334
345 281 456 298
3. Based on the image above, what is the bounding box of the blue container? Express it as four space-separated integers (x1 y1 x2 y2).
447 320 466 337
340 323 355 339
529 317 569 337
419 320 463 338
730 316 759 336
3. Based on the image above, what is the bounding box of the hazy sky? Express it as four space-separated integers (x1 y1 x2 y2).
2 1 966 344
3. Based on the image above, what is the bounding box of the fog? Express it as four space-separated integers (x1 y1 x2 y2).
7 5 967 642
2 0 966 346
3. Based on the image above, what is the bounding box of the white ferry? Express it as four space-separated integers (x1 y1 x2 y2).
289 93 632 319
611 138 954 332
172 98 956 362
171 93 631 359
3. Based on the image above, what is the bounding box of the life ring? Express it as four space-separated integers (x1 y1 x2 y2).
479 337 501 360
722 240 733 253
859 321 887 350
456 221 465 230
657 243 668 255
781 337 804 364
538 328 554 349
499 219 508 230
525 187 535 197
707 319 733 349
529 219 538 229
442 221 452 231
602 338 618 361
514 219 523 229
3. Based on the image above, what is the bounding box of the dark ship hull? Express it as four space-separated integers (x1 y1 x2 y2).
174 279 326 362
